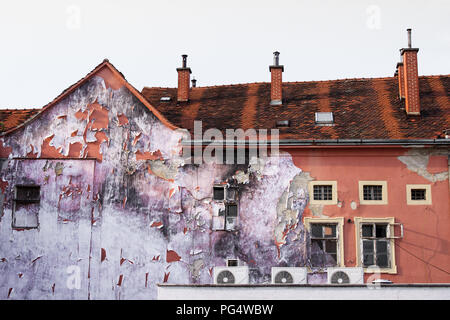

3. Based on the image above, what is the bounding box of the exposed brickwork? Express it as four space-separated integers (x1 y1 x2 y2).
397 62 405 99
402 49 421 115
177 68 191 102
270 66 283 104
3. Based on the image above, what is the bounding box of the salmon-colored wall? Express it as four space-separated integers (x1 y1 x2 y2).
286 146 450 283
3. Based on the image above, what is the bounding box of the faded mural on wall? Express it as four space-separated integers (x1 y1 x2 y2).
0 71 322 300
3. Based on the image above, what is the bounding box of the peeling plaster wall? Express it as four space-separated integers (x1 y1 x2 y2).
0 75 314 300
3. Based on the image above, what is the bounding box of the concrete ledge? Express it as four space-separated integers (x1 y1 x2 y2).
157 283 450 300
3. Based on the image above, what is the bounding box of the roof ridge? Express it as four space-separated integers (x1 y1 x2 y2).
142 74 450 91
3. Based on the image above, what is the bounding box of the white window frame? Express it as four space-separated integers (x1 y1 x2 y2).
359 181 388 205
304 217 344 268
308 181 338 205
406 184 432 205
354 217 398 274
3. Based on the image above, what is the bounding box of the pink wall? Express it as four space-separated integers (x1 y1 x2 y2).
288 147 450 283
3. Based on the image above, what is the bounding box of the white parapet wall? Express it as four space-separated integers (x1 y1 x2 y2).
158 284 450 300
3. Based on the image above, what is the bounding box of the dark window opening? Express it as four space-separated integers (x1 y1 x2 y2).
213 186 225 200
411 189 426 200
13 185 40 229
361 223 390 268
363 185 383 201
227 259 238 267
313 185 333 201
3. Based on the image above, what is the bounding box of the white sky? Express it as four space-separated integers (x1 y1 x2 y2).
0 0 449 109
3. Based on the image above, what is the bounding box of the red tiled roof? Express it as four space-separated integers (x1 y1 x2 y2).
0 108 40 132
141 75 450 141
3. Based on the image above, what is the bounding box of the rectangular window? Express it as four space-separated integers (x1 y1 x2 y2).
361 223 389 268
227 259 238 267
308 181 338 205
411 189 425 200
213 186 225 200
354 217 398 274
363 185 383 201
313 185 333 201
406 184 432 205
304 217 344 268
13 185 40 229
212 185 239 231
359 181 388 205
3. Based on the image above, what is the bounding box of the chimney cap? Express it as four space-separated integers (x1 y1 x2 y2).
177 54 192 73
269 51 284 71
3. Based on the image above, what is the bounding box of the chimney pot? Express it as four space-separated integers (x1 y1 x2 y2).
407 28 412 48
273 51 280 66
182 54 188 68
191 77 197 88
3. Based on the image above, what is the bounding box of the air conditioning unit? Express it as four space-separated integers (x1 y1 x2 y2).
327 267 364 284
213 266 249 284
271 267 307 284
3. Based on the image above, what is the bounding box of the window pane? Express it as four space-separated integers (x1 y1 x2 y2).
311 224 323 238
362 224 373 237
226 204 238 217
313 185 333 201
325 240 337 253
411 189 426 200
325 253 337 266
377 254 389 267
323 225 336 238
363 254 374 266
376 240 388 253
213 187 225 200
363 185 382 200
311 254 323 267
363 240 374 253
375 225 387 238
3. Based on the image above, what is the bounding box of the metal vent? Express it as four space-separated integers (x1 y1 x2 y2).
330 271 350 284
274 271 294 284
315 112 334 125
216 270 235 284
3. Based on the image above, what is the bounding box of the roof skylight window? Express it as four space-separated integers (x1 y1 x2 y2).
315 112 334 126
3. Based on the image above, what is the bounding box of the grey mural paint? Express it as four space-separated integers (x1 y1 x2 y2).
0 74 320 299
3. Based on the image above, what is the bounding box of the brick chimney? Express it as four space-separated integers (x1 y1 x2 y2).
177 54 192 102
400 29 420 115
396 59 405 100
269 51 284 105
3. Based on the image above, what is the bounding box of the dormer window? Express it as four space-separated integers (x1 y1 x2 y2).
160 96 171 102
315 112 334 126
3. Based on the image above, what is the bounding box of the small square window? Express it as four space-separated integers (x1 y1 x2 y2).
309 181 337 205
213 186 225 200
411 189 426 200
359 181 387 205
406 184 432 205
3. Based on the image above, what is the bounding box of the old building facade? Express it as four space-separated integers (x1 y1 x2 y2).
0 30 449 299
